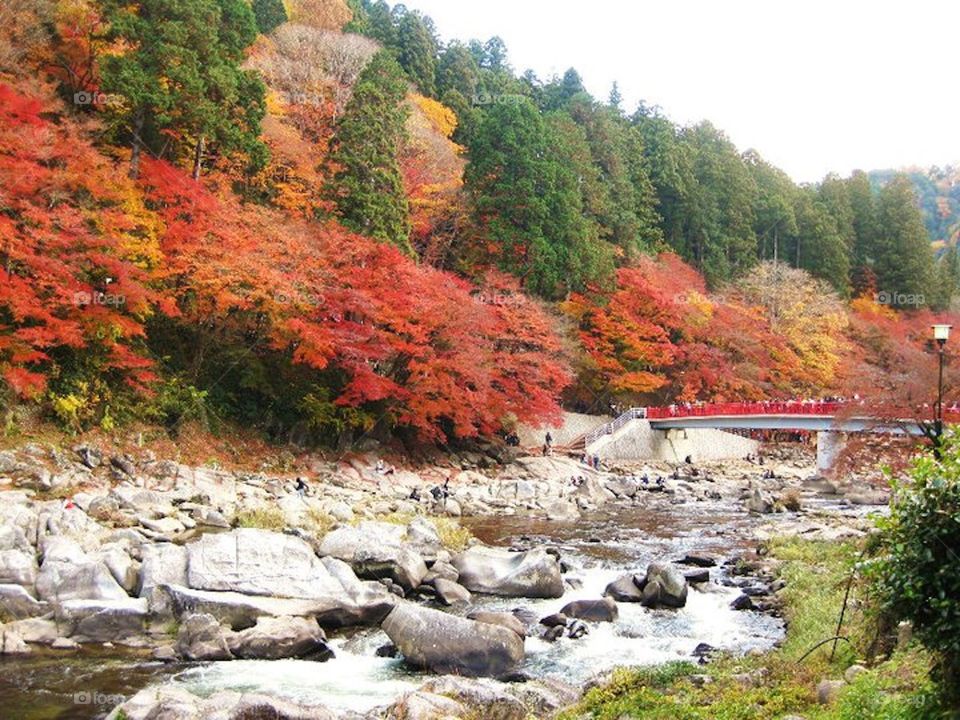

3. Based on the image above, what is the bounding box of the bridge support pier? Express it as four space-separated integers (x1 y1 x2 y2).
816 431 847 475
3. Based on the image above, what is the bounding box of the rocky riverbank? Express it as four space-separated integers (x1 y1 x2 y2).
0 440 886 718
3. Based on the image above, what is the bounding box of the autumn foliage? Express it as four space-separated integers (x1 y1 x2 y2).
563 254 849 406
1 2 955 447
0 81 160 402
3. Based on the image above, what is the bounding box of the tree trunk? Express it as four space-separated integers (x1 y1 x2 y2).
128 108 145 179
192 135 205 180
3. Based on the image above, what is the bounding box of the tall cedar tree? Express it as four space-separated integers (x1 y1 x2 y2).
100 0 267 179
466 98 610 299
329 51 412 251
252 0 288 34
874 175 935 302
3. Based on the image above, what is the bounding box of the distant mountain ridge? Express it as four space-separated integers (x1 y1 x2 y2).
869 166 960 250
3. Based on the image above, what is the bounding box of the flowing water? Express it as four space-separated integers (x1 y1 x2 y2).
1 495 785 719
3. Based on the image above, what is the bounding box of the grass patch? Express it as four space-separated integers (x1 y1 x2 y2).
559 537 949 720
32 484 76 502
432 516 473 551
234 507 286 530
305 507 335 536
357 511 474 552
768 537 863 665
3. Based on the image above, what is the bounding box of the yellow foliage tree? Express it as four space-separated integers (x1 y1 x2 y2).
284 0 352 31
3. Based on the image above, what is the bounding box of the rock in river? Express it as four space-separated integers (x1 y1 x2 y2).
639 563 688 609
452 546 563 598
381 602 525 678
186 528 344 599
603 573 645 602
560 597 618 622
318 523 428 593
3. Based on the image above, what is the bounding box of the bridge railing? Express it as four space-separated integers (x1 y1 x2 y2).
584 407 646 447
645 400 844 419
584 400 848 450
583 399 960 451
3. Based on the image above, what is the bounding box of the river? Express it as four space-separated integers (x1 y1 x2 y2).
1 495 784 719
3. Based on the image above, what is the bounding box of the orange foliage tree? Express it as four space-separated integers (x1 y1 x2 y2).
138 157 569 442
562 253 814 408
401 94 467 265
0 81 160 411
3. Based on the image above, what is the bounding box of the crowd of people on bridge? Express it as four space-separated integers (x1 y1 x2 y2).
646 396 863 419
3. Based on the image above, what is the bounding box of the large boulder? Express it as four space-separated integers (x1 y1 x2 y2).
603 573 645 602
175 612 233 660
432 577 472 606
157 582 393 630
187 529 344 599
138 543 188 597
99 546 140 595
227 616 331 660
560 597 618 622
467 611 526 638
746 488 774 514
419 676 527 720
452 547 563 598
56 598 148 642
36 541 129 603
0 584 49 619
381 602 525 678
506 678 581 718
383 691 467 720
0 626 30 655
605 477 640 499
0 549 38 588
106 686 337 720
639 563 688 609
318 524 427 593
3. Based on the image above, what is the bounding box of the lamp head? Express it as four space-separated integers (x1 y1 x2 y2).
933 323 952 345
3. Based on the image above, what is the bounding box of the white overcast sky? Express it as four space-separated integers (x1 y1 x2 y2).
400 0 959 183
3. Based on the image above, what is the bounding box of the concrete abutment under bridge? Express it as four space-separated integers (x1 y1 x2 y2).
592 420 758 463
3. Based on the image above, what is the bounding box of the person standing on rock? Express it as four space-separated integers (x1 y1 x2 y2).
294 477 308 498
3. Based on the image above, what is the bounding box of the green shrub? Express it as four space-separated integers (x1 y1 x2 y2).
870 430 960 702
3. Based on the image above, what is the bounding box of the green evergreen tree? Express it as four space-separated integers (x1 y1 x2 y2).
681 122 758 284
608 81 623 111
632 108 694 255
252 0 286 34
395 11 438 96
847 169 879 271
466 98 610 298
437 41 480 100
328 51 411 251
932 246 960 310
343 0 369 33
567 98 662 256
875 174 935 303
818 173 856 254
100 0 266 179
746 150 797 263
363 0 396 45
793 189 850 294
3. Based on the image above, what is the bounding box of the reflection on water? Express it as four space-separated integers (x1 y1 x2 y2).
0 648 174 720
2 495 784 717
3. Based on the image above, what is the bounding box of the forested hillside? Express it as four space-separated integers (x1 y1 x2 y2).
870 166 960 249
0 0 955 445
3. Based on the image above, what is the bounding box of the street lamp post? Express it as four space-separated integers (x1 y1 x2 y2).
932 324 952 457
